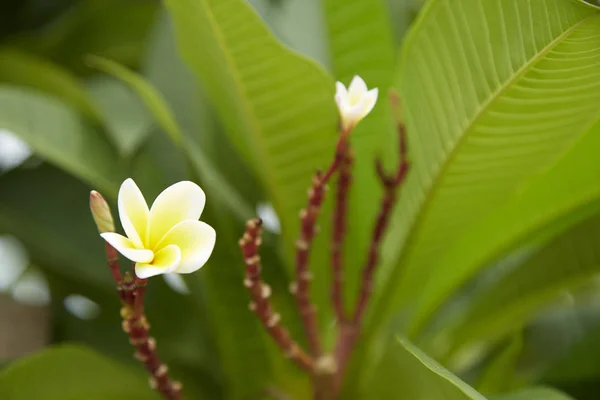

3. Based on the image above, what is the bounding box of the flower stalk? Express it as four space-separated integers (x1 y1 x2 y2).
90 191 183 400
239 83 410 399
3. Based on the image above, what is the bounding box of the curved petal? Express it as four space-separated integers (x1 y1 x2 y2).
345 97 368 128
348 75 368 97
335 81 348 100
360 88 379 118
118 178 149 248
156 220 216 274
135 244 181 279
100 232 154 263
148 181 206 247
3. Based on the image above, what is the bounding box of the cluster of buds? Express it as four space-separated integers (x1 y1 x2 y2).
90 180 217 399
239 76 410 399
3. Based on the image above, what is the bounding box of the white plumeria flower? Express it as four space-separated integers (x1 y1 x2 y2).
335 75 378 132
100 179 216 279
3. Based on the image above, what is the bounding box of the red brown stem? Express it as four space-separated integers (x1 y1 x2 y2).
123 303 182 400
331 148 353 322
240 219 314 372
294 170 329 357
334 116 410 396
102 243 181 400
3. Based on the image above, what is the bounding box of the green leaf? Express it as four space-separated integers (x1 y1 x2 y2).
477 334 524 395
372 0 600 334
0 48 100 120
410 112 600 336
164 0 339 279
544 320 600 384
0 165 114 291
0 344 160 400
321 0 398 301
86 56 183 145
13 0 158 75
86 76 152 157
446 212 600 356
367 336 486 400
87 55 254 221
491 387 574 400
0 86 124 196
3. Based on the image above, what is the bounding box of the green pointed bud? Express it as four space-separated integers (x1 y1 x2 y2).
90 190 115 233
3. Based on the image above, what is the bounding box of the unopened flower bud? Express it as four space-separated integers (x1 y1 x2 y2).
90 190 115 233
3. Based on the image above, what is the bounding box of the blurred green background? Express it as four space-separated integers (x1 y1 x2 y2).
2 0 600 399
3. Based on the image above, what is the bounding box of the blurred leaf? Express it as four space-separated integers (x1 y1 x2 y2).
12 0 158 75
447 212 600 356
544 320 600 384
86 76 152 157
86 55 183 145
0 344 160 400
491 387 574 400
264 0 331 68
367 336 485 399
164 0 339 284
0 85 124 196
87 55 254 221
372 0 600 334
477 334 524 395
0 48 100 120
0 165 114 291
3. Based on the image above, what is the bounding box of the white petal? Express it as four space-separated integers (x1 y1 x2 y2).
360 88 379 118
101 232 154 263
156 220 216 274
135 244 181 279
147 181 206 248
347 75 368 98
118 179 149 249
344 97 368 129
335 82 348 100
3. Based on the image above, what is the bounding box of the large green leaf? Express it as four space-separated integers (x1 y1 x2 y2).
0 345 160 400
445 212 600 356
366 336 486 400
321 0 398 301
0 49 100 120
410 115 600 335
0 86 124 196
164 1 339 294
372 0 600 333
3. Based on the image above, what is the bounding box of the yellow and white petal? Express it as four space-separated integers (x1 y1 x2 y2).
147 181 206 248
135 244 181 279
100 232 154 263
361 88 379 118
348 75 368 98
156 220 216 274
345 97 368 128
118 178 149 249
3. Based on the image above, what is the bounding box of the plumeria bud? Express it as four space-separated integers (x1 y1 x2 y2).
99 178 216 279
335 75 378 132
90 190 115 233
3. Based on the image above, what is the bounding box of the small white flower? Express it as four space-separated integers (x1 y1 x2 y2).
100 179 216 279
335 75 378 131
